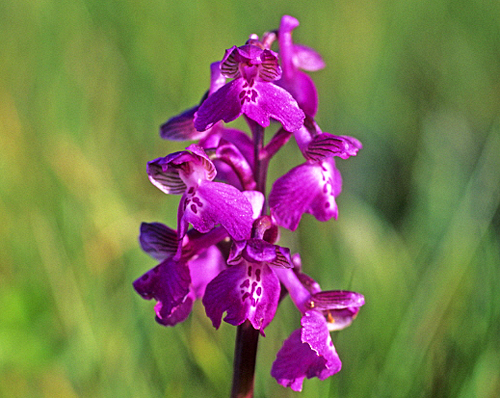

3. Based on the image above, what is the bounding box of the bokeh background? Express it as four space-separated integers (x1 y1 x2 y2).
1 0 500 397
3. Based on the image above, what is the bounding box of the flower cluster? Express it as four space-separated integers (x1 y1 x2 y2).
134 15 364 392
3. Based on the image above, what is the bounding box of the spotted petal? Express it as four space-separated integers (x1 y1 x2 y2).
194 79 304 132
181 180 254 241
242 81 304 132
202 261 280 334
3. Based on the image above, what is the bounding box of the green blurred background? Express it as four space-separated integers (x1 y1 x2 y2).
1 0 500 397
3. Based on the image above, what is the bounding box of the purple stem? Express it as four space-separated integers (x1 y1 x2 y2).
215 143 257 190
230 320 260 398
248 118 267 197
264 127 292 159
230 119 268 398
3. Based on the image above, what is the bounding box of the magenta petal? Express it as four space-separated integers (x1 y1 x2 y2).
325 307 361 331
220 46 242 78
194 79 244 131
183 181 253 241
271 329 309 391
183 144 217 181
243 239 278 263
292 44 326 71
242 191 265 219
301 311 342 376
226 240 247 265
300 311 339 362
202 262 280 333
215 140 256 190
305 133 363 161
139 222 178 261
177 196 190 242
218 128 255 167
340 135 363 158
309 290 365 311
269 159 342 230
305 134 347 161
278 70 318 117
227 239 292 268
244 239 293 268
242 81 305 132
209 61 226 94
133 258 191 321
155 295 194 326
278 15 299 78
308 290 365 331
271 311 341 392
188 245 226 299
258 49 282 82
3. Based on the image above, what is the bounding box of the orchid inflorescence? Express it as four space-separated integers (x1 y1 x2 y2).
134 15 364 393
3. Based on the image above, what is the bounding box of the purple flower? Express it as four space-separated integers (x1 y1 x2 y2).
133 223 227 326
269 118 362 231
147 144 255 241
276 15 325 117
194 44 305 132
271 263 364 391
135 16 365 392
203 219 293 335
271 311 341 391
